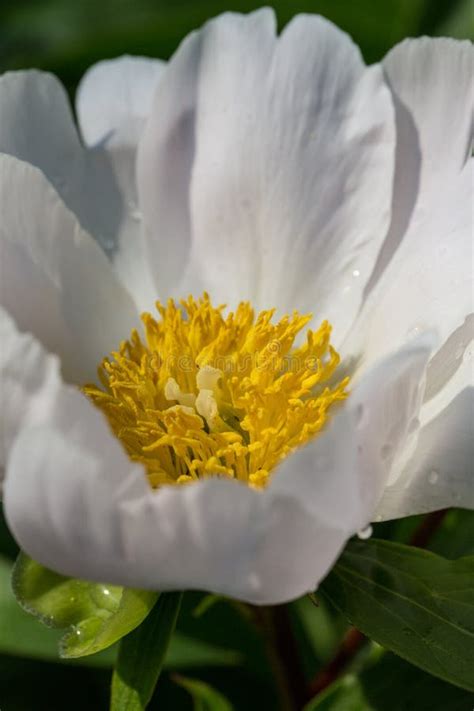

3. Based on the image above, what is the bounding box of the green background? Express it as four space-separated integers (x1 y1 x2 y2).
1 0 472 94
0 1 472 709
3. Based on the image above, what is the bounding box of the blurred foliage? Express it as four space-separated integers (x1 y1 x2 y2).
0 1 472 708
305 652 474 711
0 0 472 97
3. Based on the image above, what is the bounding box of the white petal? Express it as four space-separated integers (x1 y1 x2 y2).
0 70 157 306
3 332 431 604
0 153 138 382
363 37 473 298
346 42 474 518
349 161 472 374
0 308 62 474
272 333 435 529
0 71 115 253
376 331 474 519
76 55 165 148
138 11 395 342
385 38 472 199
3 381 354 603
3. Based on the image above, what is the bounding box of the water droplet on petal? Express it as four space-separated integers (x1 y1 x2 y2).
248 573 260 591
358 524 373 540
352 269 360 278
406 326 421 341
428 469 439 485
130 208 142 222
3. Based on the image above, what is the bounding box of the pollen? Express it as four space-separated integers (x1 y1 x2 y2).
83 294 349 490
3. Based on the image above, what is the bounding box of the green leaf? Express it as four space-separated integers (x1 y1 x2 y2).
111 591 182 711
174 675 234 711
2 556 240 669
320 539 474 691
12 553 157 658
305 652 474 711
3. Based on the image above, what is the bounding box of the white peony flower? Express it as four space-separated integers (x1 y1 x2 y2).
0 10 472 604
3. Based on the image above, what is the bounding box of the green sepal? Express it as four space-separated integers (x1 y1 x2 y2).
12 552 157 658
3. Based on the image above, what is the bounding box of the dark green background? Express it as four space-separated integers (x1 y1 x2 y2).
1 0 472 94
0 1 472 709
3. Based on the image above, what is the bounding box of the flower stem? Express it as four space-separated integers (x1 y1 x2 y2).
409 508 448 548
252 605 306 711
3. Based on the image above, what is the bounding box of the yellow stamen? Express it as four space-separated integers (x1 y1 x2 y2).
83 294 349 489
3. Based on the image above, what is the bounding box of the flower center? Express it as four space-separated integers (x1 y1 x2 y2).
83 294 349 489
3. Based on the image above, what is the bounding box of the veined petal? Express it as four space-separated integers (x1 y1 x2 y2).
376 316 473 518
347 38 474 519
0 308 62 474
76 55 165 149
350 162 472 377
75 56 166 308
363 37 473 299
138 10 395 343
375 358 474 519
0 70 118 254
0 153 138 382
385 38 472 198
0 69 157 306
3 334 432 604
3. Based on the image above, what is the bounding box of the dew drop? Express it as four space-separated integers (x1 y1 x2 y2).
406 326 421 341
352 269 360 278
248 573 260 591
130 208 143 222
428 469 439 485
357 524 373 540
